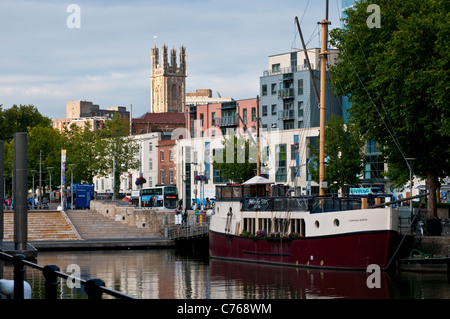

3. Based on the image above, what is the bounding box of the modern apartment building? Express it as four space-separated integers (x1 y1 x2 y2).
259 49 341 132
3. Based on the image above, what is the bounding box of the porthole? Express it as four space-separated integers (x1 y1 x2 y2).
334 219 340 227
314 220 320 228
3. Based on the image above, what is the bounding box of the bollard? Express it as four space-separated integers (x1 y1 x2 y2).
43 265 60 300
12 254 25 300
84 278 105 299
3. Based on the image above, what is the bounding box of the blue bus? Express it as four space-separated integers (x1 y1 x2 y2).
141 185 178 210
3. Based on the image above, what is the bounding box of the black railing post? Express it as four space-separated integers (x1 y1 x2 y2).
84 278 105 299
43 264 60 300
12 254 25 300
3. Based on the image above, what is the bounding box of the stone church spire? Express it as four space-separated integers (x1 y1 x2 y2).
150 44 187 113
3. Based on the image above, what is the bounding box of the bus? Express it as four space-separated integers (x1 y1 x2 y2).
140 185 178 210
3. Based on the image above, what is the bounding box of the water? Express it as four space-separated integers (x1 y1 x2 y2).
1 249 449 299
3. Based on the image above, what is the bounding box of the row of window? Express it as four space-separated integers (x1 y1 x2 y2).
261 79 304 96
261 101 304 117
197 107 257 127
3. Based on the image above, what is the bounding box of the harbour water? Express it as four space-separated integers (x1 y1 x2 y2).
1 248 449 299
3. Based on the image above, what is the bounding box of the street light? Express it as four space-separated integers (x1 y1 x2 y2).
31 170 37 209
47 167 53 203
406 158 416 223
69 164 75 210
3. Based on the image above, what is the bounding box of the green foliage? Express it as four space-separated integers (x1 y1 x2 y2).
329 0 450 216
91 113 139 198
308 115 365 192
0 104 52 141
212 132 257 184
62 123 98 184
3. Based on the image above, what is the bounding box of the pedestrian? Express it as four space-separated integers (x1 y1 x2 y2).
183 208 188 225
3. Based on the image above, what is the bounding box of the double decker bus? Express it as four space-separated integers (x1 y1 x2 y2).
140 185 178 210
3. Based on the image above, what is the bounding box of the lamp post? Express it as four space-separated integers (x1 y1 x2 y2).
406 158 416 223
31 170 37 209
69 164 75 210
47 167 53 203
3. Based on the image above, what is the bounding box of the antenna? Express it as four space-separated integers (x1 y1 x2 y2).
153 35 157 46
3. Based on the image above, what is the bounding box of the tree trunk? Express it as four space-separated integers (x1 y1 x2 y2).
425 171 439 219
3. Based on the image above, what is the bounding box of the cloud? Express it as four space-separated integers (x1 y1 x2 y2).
0 0 342 119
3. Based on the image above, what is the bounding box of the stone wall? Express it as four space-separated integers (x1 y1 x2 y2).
90 200 176 233
418 236 450 256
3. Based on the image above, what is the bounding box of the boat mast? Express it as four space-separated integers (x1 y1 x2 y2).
319 0 330 196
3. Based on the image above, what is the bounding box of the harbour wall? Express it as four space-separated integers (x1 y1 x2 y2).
89 200 177 234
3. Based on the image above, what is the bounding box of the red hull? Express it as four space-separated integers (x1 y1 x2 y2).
209 230 397 270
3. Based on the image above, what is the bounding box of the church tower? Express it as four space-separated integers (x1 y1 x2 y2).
150 44 187 113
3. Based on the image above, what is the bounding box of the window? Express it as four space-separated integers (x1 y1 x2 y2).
149 142 153 152
275 144 287 182
298 101 304 117
169 149 173 161
283 121 294 130
262 105 267 116
212 112 216 126
200 113 204 127
271 104 277 115
271 83 277 95
252 107 256 122
262 84 267 96
243 108 247 123
149 158 153 170
169 169 174 184
298 79 304 95
298 120 304 128
148 177 153 187
160 150 164 162
160 170 164 184
213 167 229 184
272 63 281 73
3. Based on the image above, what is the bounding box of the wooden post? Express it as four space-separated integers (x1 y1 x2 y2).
361 198 368 210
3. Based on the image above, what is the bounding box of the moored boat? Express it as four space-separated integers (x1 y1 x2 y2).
209 180 398 270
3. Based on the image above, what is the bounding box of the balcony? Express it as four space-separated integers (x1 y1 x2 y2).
278 109 295 121
278 88 294 99
214 116 237 127
263 64 315 77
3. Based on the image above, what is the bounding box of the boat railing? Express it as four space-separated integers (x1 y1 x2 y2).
240 196 362 212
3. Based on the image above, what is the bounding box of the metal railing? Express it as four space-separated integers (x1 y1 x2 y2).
163 224 209 240
0 252 135 300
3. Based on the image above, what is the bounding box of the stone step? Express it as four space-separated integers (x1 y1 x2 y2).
64 209 160 239
3 212 80 241
2 209 161 242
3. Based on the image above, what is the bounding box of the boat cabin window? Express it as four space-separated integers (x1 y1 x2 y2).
243 218 256 234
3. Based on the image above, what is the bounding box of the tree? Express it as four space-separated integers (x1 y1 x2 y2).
0 104 52 141
213 132 257 184
308 115 365 194
27 126 66 197
0 104 54 196
92 113 139 199
62 123 98 184
329 0 450 218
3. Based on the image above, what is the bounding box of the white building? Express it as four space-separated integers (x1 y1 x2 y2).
174 127 321 208
93 132 161 196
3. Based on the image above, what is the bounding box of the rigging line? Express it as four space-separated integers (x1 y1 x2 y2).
342 48 411 171
333 0 414 174
292 0 311 51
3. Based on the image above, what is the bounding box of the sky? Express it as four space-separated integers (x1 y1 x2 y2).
0 0 343 120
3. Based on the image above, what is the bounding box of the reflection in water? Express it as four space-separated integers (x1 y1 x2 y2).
0 249 448 299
